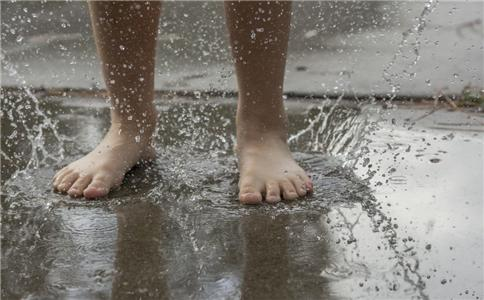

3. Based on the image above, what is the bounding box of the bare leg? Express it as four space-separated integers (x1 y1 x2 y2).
225 1 313 204
53 1 161 199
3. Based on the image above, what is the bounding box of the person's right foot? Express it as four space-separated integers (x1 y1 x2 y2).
53 121 155 199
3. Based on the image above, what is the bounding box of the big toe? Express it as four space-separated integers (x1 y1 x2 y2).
239 183 263 204
239 192 263 204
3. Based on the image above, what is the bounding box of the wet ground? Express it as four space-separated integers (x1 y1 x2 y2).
1 93 483 299
1 1 483 299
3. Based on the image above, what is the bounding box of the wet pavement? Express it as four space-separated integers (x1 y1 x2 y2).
1 93 483 299
1 1 483 97
1 1 484 299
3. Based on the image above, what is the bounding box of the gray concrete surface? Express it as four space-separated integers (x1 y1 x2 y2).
1 1 483 97
1 93 483 299
1 1 484 299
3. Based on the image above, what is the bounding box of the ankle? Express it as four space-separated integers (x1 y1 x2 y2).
236 104 287 142
109 109 157 142
236 129 288 152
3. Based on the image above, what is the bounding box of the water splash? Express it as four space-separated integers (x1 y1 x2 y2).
1 52 70 181
288 98 367 162
382 0 438 102
1 1 444 298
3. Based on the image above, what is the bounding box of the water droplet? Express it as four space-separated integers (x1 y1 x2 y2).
16 36 23 43
119 45 125 51
304 30 317 39
134 135 140 143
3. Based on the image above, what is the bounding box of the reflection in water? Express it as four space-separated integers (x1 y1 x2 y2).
240 214 292 299
113 202 167 299
240 213 332 299
110 204 332 299
1 98 436 299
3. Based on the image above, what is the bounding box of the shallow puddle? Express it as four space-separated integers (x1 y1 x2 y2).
1 94 483 299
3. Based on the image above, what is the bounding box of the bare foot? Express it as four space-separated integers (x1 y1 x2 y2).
237 136 313 204
52 121 155 199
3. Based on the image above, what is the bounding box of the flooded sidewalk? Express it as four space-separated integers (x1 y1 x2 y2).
1 94 482 299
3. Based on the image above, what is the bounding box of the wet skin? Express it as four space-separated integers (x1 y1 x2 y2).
52 1 313 203
52 115 313 202
236 134 313 204
53 120 156 199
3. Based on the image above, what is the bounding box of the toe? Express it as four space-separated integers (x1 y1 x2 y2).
53 169 70 189
299 172 313 193
68 175 92 198
83 174 113 199
239 193 262 204
265 181 281 203
239 183 263 205
291 175 307 197
280 179 298 201
57 172 79 193
306 180 313 193
52 167 67 183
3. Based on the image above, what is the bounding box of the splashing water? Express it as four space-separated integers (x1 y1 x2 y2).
288 95 371 167
1 52 71 181
382 0 438 102
0 1 445 299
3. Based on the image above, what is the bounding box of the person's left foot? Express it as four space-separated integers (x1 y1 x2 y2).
237 136 313 204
